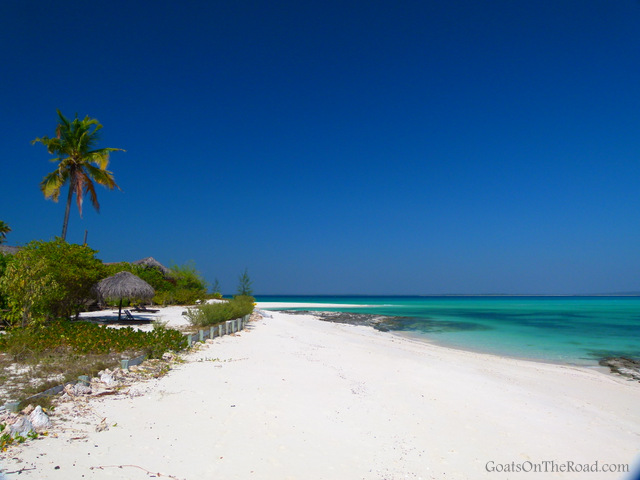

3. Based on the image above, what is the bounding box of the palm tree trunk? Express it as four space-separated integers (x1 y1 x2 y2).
61 181 73 241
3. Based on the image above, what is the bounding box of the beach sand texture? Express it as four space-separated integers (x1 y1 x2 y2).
2 310 639 479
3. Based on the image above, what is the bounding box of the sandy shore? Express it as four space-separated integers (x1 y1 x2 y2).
2 309 639 479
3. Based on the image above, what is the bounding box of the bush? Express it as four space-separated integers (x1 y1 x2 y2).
0 239 104 326
186 296 255 327
170 261 207 292
152 288 205 306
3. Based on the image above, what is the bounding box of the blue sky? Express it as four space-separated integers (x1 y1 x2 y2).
1 0 639 295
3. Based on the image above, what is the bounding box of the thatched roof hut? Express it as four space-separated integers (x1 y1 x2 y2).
132 256 171 276
0 245 21 255
93 271 155 320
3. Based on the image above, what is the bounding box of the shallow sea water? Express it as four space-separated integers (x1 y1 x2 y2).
256 296 640 365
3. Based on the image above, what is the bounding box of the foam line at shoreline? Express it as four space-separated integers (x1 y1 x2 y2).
255 301 381 309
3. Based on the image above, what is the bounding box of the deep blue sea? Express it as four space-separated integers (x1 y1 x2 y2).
255 296 640 366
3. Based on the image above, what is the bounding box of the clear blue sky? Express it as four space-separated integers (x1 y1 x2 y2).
1 0 639 295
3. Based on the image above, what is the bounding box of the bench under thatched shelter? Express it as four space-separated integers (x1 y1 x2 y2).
93 271 155 321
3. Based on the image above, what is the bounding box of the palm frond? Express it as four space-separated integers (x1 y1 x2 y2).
40 170 66 201
31 135 49 146
0 221 12 237
87 149 121 169
83 163 119 190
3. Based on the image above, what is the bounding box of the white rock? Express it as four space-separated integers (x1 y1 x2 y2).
162 352 175 361
100 372 116 386
10 416 34 437
29 406 51 430
73 384 92 396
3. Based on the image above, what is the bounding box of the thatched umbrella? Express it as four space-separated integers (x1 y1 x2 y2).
93 271 155 321
132 256 171 276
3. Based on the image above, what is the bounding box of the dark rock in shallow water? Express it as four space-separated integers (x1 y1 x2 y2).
599 357 640 381
275 310 405 332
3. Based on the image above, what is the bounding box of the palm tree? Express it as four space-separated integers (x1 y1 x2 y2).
33 110 124 241
0 221 11 244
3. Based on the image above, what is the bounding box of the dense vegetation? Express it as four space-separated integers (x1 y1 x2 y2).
103 260 208 306
0 239 216 328
0 239 104 326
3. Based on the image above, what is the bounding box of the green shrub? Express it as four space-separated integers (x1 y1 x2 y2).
172 288 206 305
0 239 104 326
186 296 255 327
152 290 172 306
152 288 205 306
170 261 207 291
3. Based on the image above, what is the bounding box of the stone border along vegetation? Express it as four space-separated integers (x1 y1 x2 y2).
0 314 251 413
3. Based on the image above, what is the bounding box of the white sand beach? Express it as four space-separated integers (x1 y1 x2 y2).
2 309 639 479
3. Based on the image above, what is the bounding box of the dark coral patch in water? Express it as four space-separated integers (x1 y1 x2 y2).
276 310 492 334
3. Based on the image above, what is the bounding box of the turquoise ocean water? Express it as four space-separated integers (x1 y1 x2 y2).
256 296 640 366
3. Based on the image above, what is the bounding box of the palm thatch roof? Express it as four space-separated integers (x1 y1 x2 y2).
0 245 21 255
93 271 155 301
132 256 171 276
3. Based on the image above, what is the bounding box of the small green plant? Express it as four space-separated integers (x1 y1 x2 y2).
0 427 36 451
1 431 14 451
